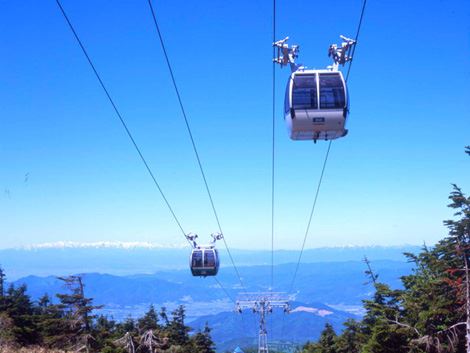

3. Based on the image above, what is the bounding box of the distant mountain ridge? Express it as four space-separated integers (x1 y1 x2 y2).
17 241 187 250
0 244 421 279
11 241 421 251
6 258 415 350
11 260 413 319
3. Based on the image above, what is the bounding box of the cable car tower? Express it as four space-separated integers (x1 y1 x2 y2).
236 292 290 353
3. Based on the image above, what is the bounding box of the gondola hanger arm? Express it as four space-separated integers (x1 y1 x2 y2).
210 232 223 247
273 37 301 72
328 35 357 71
185 232 199 248
186 232 223 249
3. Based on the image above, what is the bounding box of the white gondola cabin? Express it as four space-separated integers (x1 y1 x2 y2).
189 247 220 277
186 232 223 277
284 69 348 141
274 35 356 142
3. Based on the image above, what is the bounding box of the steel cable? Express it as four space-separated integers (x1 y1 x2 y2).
55 0 192 247
271 0 277 294
282 0 369 340
346 0 368 82
145 0 247 292
288 141 332 294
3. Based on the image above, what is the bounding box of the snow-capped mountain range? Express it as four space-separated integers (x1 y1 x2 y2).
0 243 421 280
18 241 188 250
14 241 420 251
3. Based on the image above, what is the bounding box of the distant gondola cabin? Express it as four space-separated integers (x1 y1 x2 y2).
189 247 220 277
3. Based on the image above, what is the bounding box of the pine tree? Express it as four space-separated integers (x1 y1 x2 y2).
303 323 338 353
0 311 16 347
35 293 67 347
0 266 6 300
441 181 470 352
335 319 362 353
159 306 169 326
398 244 463 352
361 279 413 353
359 147 470 352
2 284 39 346
138 305 160 332
116 316 137 336
164 305 191 352
191 323 216 353
55 275 103 352
93 315 118 351
318 323 338 353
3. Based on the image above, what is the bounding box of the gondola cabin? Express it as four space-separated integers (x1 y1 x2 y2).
189 247 220 277
284 69 349 141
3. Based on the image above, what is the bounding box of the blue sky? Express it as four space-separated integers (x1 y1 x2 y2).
1 0 469 250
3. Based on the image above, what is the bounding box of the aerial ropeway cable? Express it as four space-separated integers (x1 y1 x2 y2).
273 0 368 299
272 34 357 295
145 0 247 288
270 0 277 294
276 1 368 342
55 0 368 314
54 1 241 284
55 0 191 246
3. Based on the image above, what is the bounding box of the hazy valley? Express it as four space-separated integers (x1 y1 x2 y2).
1 245 417 349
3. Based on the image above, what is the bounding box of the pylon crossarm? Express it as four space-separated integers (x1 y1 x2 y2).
235 292 290 353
